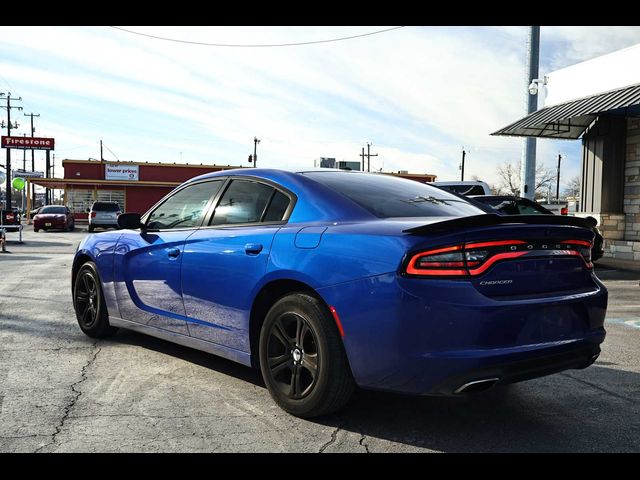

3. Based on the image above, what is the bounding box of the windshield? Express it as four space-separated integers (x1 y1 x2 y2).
92 202 120 212
40 206 67 214
303 172 484 218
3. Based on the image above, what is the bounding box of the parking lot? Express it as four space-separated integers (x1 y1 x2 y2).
0 225 639 452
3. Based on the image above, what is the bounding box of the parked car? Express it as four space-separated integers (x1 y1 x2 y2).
33 205 75 232
88 201 122 232
469 195 604 262
430 180 492 196
71 169 607 418
0 208 21 232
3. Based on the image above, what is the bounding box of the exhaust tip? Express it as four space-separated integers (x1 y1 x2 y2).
454 377 500 394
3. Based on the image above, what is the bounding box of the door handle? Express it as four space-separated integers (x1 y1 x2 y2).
167 247 181 258
244 243 263 255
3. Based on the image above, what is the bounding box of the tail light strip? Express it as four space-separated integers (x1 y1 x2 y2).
406 239 593 278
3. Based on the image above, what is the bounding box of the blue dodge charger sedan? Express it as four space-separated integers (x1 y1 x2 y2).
72 169 607 417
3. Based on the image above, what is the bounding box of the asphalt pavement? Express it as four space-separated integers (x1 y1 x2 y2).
0 225 639 452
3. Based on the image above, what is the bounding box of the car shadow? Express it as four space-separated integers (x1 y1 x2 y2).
113 329 265 388
311 363 640 452
109 328 639 452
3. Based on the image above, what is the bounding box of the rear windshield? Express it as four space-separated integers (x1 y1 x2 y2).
92 202 120 212
303 172 484 218
40 206 67 214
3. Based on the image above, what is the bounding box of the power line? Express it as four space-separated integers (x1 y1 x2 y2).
109 26 406 48
101 141 120 161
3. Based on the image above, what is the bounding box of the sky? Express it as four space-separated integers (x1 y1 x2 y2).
2 25 640 193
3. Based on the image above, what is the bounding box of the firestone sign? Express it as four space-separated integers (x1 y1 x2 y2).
1 136 55 150
105 163 139 181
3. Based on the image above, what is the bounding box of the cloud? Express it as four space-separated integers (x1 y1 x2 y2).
0 26 636 190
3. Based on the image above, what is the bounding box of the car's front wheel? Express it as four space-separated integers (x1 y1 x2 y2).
259 293 355 418
73 262 118 338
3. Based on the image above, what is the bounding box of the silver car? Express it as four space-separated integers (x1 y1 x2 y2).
88 201 121 232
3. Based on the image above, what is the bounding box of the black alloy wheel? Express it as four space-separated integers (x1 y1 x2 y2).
73 262 118 338
266 312 319 400
259 293 355 418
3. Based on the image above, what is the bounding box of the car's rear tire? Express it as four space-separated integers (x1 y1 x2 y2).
73 261 118 338
33 228 39 232
259 293 355 418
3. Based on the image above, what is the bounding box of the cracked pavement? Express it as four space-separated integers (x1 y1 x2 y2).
1 226 639 452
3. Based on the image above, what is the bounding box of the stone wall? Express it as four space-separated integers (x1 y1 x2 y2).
624 117 640 241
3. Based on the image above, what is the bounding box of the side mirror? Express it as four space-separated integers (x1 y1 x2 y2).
118 212 143 230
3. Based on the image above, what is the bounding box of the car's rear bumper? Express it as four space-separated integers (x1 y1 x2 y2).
318 272 608 396
89 219 118 226
420 334 603 395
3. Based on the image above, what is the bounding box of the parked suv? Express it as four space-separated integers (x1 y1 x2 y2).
88 201 121 232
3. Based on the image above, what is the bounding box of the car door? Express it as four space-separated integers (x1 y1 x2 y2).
113 179 224 335
181 178 294 351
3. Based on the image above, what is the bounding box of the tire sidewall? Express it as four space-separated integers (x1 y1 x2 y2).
73 262 106 335
259 294 337 417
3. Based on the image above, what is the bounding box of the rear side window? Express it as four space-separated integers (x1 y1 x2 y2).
92 202 120 212
263 190 290 222
211 180 275 225
304 172 483 218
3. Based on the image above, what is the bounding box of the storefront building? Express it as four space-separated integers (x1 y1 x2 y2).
33 160 245 220
494 44 640 262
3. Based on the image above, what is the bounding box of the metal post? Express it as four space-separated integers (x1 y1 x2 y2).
460 148 466 181
556 153 562 203
5 94 12 209
45 150 51 204
520 26 540 200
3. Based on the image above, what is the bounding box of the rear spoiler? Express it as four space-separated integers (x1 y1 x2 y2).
403 214 596 235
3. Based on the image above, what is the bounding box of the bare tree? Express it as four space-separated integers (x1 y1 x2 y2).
495 160 556 199
563 175 581 198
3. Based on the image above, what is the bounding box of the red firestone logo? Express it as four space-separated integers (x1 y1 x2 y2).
1 136 55 150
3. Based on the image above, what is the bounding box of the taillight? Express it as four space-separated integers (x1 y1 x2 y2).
560 207 568 215
91 212 97 218
405 239 593 278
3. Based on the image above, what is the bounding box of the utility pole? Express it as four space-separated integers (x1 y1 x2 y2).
100 139 104 161
1 92 23 210
366 143 378 172
359 147 366 171
251 137 260 168
24 112 39 212
460 148 466 181
45 150 51 205
520 26 540 200
556 153 562 204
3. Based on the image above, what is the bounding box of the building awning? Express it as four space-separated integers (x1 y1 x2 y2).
492 82 640 139
28 178 181 189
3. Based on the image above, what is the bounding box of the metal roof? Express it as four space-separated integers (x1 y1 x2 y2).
492 82 640 139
